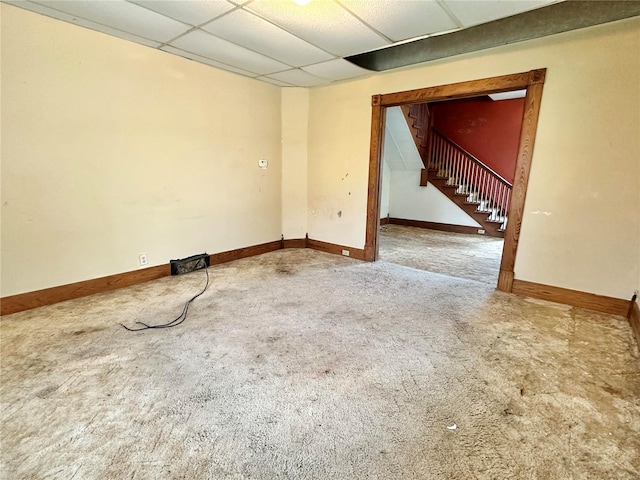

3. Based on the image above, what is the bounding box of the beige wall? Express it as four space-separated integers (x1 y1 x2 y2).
1 5 282 296
307 81 372 246
281 88 308 239
307 17 640 299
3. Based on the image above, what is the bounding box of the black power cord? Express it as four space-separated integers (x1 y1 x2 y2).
120 259 210 331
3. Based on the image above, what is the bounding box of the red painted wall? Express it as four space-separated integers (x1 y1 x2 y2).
432 97 525 184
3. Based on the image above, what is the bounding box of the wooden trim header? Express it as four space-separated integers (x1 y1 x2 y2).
379 69 546 107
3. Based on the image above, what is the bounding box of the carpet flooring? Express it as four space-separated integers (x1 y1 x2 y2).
379 224 504 285
1 249 639 479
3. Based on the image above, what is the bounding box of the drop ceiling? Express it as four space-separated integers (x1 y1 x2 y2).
5 0 562 87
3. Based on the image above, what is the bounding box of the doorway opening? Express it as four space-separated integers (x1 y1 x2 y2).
365 69 546 293
378 94 525 285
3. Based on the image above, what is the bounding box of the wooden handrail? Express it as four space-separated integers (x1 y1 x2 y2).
428 127 513 222
431 128 512 187
404 105 513 225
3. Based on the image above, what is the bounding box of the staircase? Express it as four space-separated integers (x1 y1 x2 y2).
403 104 512 238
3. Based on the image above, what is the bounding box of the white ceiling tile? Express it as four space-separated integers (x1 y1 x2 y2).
443 0 555 27
302 58 369 81
131 0 235 26
70 17 164 47
265 69 329 87
8 1 162 47
341 0 458 42
160 46 257 76
169 29 290 75
202 9 335 67
32 0 191 42
255 76 295 87
247 0 390 56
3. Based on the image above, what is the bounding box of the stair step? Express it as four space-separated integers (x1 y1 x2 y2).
418 138 508 239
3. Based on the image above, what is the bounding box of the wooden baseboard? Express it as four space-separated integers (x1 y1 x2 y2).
511 279 630 317
628 301 640 348
1 240 281 316
1 264 170 316
282 238 307 249
306 239 367 261
380 217 390 225
208 240 282 266
497 270 514 293
1 238 367 315
387 218 483 235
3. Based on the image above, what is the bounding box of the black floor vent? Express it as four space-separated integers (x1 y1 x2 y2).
170 253 210 276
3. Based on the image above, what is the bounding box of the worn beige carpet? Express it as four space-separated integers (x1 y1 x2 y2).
379 224 504 285
1 249 639 479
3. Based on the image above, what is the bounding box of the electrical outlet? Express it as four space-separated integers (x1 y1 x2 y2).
341 249 350 257
139 254 148 266
478 229 485 234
